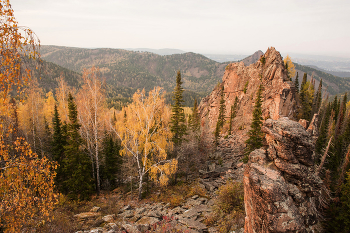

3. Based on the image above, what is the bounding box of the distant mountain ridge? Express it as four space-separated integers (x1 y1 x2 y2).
37 46 350 103
125 48 186 55
40 45 229 94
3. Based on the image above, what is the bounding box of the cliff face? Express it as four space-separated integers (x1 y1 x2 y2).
244 116 327 233
198 47 298 134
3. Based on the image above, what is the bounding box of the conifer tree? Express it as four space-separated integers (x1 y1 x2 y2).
301 73 307 88
315 103 332 156
316 79 323 112
100 135 122 189
62 93 94 200
294 72 299 93
338 171 350 231
170 71 187 147
214 85 226 144
51 104 66 192
228 96 238 135
332 96 340 122
245 85 264 156
189 98 200 133
300 81 314 120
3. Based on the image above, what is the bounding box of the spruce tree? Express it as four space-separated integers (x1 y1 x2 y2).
294 72 299 93
62 93 94 200
300 81 314 120
214 85 226 144
228 96 238 135
301 73 307 87
170 71 187 147
315 103 332 156
245 84 264 157
100 135 122 190
189 98 200 134
52 104 66 192
316 79 323 112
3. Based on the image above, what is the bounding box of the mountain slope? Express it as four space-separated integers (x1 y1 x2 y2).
294 63 350 95
40 45 228 94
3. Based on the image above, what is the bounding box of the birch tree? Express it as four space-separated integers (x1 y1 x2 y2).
113 87 177 199
77 67 106 194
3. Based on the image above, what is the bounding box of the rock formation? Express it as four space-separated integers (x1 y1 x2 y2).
198 47 298 135
244 117 328 233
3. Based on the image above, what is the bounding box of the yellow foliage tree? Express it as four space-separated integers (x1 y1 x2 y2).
284 55 296 79
0 1 58 231
0 138 57 232
18 79 45 155
55 75 73 123
0 0 39 103
77 67 107 194
43 91 56 130
113 87 177 199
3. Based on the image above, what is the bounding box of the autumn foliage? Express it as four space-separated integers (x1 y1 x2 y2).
114 87 177 199
0 138 57 232
0 1 58 231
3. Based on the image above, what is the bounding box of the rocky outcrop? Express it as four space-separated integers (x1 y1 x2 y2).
198 47 298 135
244 117 328 233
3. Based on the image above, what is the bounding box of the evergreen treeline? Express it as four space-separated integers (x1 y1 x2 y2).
295 73 350 231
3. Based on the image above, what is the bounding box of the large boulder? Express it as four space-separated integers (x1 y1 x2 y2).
244 117 328 233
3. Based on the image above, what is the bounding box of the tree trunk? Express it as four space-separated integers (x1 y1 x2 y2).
138 173 143 200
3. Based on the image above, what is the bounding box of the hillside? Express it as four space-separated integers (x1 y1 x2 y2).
36 46 350 106
294 63 350 95
40 45 228 94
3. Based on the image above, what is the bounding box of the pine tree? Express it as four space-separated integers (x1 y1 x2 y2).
228 96 238 135
294 72 299 93
100 135 122 190
245 84 264 157
62 93 94 200
214 85 226 144
170 71 187 147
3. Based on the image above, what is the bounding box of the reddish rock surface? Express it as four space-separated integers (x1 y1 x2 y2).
198 47 298 136
244 117 328 233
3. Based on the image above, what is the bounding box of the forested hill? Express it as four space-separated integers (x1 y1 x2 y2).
294 63 350 95
40 45 229 94
37 45 350 103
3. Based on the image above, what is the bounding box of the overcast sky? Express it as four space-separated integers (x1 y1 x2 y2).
10 0 350 57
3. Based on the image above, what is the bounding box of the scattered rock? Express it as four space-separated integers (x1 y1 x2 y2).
74 212 101 219
119 210 134 219
102 214 115 223
90 206 101 212
179 218 207 231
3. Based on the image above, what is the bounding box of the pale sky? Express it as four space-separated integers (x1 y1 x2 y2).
10 0 350 57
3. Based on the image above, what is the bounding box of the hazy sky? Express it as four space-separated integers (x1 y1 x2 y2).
10 0 350 57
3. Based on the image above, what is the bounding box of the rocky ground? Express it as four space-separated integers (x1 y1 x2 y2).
73 134 247 233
